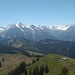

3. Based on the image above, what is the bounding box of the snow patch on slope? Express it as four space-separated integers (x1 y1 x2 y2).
16 22 25 28
26 25 34 30
0 27 6 32
48 25 70 30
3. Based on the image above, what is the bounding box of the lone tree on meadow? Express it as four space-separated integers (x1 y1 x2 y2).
19 61 28 75
0 62 2 67
32 60 36 64
2 57 4 62
39 66 44 75
60 66 69 75
36 55 40 61
44 65 49 73
29 67 32 75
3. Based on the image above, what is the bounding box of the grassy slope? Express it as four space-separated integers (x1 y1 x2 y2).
0 54 32 75
27 54 75 75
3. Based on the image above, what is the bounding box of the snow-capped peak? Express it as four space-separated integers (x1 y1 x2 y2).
16 22 25 28
48 25 70 30
6 24 16 29
5 22 71 31
0 22 73 32
25 25 34 30
0 27 6 32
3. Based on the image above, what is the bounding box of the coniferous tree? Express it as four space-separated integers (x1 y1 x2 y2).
27 63 31 66
45 65 49 73
14 66 21 75
10 70 14 75
8 61 28 75
32 68 36 75
42 64 44 72
0 62 2 67
36 66 40 75
29 67 32 75
60 66 69 75
2 57 4 62
36 55 40 61
32 60 36 64
32 66 39 75
24 67 28 75
19 61 26 73
39 66 44 75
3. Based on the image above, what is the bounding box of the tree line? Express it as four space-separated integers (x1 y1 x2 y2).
31 64 49 75
8 61 69 75
8 61 49 75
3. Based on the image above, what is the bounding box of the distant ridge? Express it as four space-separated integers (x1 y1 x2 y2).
0 22 75 41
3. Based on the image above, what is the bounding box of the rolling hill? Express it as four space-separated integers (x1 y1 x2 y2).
0 54 75 75
27 54 75 75
0 54 33 75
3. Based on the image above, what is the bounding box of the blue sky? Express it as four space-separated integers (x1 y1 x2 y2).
0 0 75 26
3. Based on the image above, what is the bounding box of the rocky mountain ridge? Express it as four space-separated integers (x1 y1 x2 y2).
0 23 75 41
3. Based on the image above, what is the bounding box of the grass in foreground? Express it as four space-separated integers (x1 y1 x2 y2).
0 54 33 75
27 54 75 75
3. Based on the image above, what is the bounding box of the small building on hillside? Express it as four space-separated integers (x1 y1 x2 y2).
58 58 67 61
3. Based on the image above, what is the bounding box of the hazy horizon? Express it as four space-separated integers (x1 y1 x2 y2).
0 22 74 27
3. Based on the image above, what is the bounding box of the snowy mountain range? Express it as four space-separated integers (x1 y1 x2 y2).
0 22 75 41
0 23 70 31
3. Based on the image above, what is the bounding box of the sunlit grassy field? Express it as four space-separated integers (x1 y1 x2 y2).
27 54 75 75
0 54 32 75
